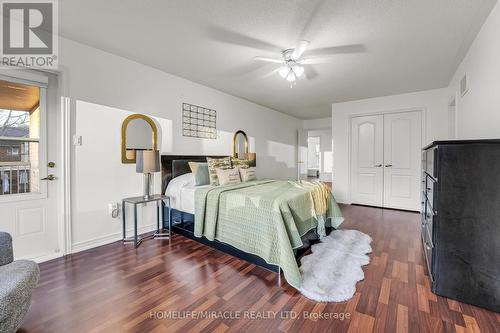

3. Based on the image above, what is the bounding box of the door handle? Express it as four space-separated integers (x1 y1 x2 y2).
374 164 382 167
41 174 56 181
385 164 393 167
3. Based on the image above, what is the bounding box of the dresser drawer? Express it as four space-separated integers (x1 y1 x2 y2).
425 147 438 179
424 176 437 210
422 230 434 281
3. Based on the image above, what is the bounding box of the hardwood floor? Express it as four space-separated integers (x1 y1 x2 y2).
21 205 499 333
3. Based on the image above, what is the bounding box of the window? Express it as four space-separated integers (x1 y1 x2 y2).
0 80 40 196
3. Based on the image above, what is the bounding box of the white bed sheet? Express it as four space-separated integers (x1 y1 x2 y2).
165 173 209 214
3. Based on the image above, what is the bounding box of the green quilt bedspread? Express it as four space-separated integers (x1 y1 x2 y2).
194 179 344 288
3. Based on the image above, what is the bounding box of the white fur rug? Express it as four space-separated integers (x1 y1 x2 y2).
299 229 372 302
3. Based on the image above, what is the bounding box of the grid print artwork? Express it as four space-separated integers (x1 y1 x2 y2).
182 103 217 139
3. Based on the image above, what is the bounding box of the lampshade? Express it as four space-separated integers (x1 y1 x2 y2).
292 65 304 77
136 150 160 173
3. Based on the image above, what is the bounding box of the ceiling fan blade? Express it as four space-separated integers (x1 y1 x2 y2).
300 56 336 65
308 44 365 56
254 56 284 64
262 67 280 79
207 26 282 52
292 40 310 60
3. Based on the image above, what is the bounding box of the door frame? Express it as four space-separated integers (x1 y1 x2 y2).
348 107 426 207
0 66 72 261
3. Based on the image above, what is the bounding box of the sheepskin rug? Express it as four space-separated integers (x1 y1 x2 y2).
299 229 372 302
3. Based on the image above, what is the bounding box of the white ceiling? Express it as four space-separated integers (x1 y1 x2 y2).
59 0 497 119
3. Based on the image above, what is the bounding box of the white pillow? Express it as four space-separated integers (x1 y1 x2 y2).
239 167 256 182
216 168 241 186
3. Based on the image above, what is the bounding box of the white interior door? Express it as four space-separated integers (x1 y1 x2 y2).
383 111 422 210
297 129 308 180
0 70 61 262
350 115 384 206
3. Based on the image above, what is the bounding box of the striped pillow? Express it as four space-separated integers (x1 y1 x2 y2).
206 157 232 186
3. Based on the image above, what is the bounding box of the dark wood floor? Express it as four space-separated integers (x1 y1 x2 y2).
21 205 499 333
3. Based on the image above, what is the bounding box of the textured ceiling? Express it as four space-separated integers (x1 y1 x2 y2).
59 0 497 119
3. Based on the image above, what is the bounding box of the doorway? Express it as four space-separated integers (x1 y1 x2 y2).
350 110 422 211
307 136 320 180
0 70 63 262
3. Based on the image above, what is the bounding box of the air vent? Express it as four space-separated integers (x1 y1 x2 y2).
460 74 468 97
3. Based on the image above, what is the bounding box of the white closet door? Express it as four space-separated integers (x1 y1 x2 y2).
350 115 384 206
383 111 422 210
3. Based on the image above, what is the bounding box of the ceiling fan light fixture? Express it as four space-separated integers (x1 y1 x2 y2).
286 71 296 82
279 66 290 78
292 65 304 77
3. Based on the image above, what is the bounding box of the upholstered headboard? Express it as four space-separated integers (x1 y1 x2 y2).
160 154 227 193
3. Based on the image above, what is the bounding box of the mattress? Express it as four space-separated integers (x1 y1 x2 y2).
165 173 209 214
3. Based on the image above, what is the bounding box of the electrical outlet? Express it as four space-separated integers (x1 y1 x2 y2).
108 203 119 218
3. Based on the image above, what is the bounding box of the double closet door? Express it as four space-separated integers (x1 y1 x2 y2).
351 111 422 211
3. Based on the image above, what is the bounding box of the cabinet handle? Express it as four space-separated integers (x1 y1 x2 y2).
374 164 382 167
425 242 432 251
385 164 393 167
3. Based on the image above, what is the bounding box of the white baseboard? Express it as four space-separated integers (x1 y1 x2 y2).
71 224 156 254
17 252 64 264
336 198 350 205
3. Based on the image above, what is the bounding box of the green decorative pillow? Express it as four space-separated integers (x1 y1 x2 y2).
188 162 210 186
206 157 232 185
231 157 250 169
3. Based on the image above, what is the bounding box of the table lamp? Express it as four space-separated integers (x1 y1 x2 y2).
136 150 160 199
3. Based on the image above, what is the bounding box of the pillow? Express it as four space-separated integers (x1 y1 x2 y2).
188 162 210 186
231 157 250 169
165 173 194 199
216 168 241 186
206 156 232 186
239 167 257 182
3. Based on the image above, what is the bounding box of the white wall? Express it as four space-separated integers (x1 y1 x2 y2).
331 89 449 203
448 1 500 139
59 38 301 252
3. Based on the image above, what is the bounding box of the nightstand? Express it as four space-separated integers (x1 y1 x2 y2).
122 194 171 248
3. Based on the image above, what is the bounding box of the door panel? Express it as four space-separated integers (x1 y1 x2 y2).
351 115 383 206
0 71 60 261
383 111 422 210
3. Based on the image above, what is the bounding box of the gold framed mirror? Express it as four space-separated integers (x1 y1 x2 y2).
232 130 248 158
232 130 256 166
121 114 158 164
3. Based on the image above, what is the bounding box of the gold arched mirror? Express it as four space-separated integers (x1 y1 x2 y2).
232 130 248 158
121 114 158 164
232 130 256 166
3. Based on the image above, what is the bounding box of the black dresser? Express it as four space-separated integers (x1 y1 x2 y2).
421 139 500 312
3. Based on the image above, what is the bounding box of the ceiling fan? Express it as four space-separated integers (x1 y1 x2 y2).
254 40 332 84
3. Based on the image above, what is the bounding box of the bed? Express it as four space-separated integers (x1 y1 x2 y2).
160 154 344 288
